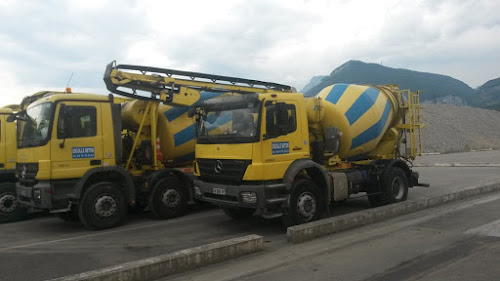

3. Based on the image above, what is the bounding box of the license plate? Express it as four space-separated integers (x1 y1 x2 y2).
212 187 226 195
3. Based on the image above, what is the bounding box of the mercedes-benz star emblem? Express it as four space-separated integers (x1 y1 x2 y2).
214 160 223 174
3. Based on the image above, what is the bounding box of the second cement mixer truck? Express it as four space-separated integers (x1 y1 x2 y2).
1 91 74 223
13 61 292 230
191 83 424 225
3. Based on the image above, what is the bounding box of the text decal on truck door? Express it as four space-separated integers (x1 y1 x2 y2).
72 147 95 159
272 142 289 155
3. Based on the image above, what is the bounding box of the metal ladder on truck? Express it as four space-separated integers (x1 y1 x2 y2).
395 89 424 161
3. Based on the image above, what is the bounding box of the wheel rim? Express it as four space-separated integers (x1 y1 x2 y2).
161 188 181 208
94 195 117 218
296 192 317 221
391 177 405 200
0 193 17 213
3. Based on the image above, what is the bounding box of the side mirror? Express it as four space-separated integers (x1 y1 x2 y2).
6 114 16 122
187 107 197 118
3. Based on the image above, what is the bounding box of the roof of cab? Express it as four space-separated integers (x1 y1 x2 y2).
28 93 111 107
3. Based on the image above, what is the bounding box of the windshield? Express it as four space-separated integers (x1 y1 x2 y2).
17 102 54 148
197 102 261 144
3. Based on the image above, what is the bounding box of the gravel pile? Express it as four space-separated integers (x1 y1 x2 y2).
419 104 500 153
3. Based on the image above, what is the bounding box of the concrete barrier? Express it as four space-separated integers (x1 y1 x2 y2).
288 182 500 244
414 162 500 167
50 234 263 281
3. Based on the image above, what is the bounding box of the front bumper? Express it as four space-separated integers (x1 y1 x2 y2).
16 180 78 211
192 179 288 209
17 181 53 210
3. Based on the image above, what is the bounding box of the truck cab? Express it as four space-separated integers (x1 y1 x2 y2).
192 92 327 222
15 94 122 212
0 108 17 177
0 107 23 222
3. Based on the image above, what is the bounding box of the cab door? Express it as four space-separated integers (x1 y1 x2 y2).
50 102 103 179
261 99 306 180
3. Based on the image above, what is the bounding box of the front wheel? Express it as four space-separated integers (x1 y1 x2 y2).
78 182 127 230
149 177 187 219
368 167 409 207
282 178 323 227
0 183 28 223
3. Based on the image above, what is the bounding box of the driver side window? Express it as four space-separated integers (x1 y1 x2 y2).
265 102 296 138
57 106 97 139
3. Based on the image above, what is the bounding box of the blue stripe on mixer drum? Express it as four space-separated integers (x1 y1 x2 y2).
344 87 380 125
325 84 349 104
206 112 232 132
350 100 391 149
174 124 196 146
173 112 233 146
164 91 226 122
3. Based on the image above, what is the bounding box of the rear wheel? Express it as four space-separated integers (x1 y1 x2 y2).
368 167 408 207
78 182 127 230
149 177 188 219
0 183 28 223
222 207 255 219
282 178 323 227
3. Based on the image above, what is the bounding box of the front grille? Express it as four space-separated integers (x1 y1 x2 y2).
197 159 251 184
203 193 238 202
16 163 39 186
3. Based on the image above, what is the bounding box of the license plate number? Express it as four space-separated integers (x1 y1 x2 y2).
212 187 226 195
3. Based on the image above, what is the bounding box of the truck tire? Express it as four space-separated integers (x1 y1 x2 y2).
222 207 255 219
0 183 28 223
55 206 80 222
282 178 323 227
78 182 127 230
149 177 187 219
368 167 408 207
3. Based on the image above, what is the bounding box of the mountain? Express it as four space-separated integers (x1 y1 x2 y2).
302 60 476 106
476 78 500 110
301 75 328 93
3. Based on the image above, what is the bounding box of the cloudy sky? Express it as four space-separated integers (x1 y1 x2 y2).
1 0 499 106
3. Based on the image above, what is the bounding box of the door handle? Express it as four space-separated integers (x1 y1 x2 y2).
292 146 302 151
90 160 101 166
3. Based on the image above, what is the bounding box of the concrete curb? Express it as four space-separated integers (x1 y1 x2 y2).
287 182 500 244
50 234 263 281
414 163 500 167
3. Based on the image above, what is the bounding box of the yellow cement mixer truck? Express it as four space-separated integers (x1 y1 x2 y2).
12 62 292 230
0 105 22 223
1 91 73 223
191 83 425 225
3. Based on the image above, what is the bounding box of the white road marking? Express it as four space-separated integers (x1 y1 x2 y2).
0 210 220 252
465 219 500 237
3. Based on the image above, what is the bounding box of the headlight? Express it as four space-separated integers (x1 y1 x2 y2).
34 189 42 200
241 192 257 204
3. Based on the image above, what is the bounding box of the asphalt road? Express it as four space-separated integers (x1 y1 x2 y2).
1 152 499 280
172 191 500 281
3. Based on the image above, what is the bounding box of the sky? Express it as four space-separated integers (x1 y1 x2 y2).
0 0 499 106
